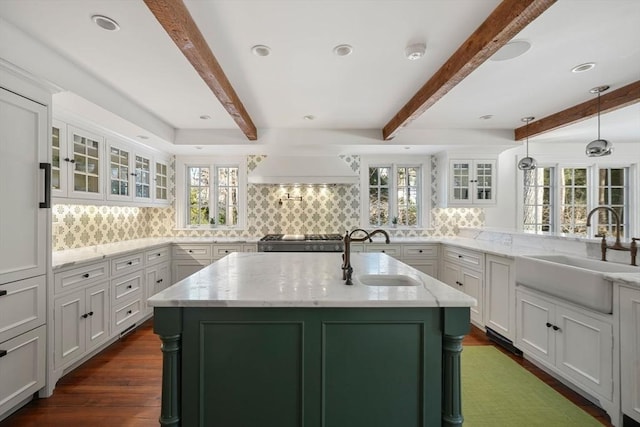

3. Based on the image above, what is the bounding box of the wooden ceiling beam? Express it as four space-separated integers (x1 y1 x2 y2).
144 0 257 140
382 0 556 141
514 80 640 140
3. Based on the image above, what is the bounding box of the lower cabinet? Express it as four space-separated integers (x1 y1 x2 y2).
54 281 109 370
401 244 439 277
484 255 515 341
620 285 640 423
144 262 170 315
516 287 613 400
0 325 46 417
172 259 211 284
441 260 483 326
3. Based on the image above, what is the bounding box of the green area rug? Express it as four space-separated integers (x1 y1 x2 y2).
462 346 601 426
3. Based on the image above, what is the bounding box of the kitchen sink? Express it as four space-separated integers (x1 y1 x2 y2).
516 254 638 313
357 274 421 287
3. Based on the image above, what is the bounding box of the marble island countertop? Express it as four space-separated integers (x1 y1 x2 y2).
147 252 477 308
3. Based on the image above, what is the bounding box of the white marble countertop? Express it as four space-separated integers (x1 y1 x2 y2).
604 272 640 286
148 252 477 308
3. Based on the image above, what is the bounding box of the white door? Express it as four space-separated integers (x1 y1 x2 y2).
461 268 483 324
54 292 85 369
0 88 48 285
86 283 109 352
485 256 515 340
516 290 555 366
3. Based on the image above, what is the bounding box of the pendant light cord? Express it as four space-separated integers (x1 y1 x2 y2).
525 119 530 157
597 91 601 140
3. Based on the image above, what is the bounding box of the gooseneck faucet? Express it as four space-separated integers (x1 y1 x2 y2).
342 228 391 285
586 206 637 265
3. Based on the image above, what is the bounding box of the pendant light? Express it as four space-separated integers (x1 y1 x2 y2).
518 116 537 170
585 85 613 157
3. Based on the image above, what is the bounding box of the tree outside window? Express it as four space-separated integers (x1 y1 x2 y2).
369 165 421 227
188 166 210 225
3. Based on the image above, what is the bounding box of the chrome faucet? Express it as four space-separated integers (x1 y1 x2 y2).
586 206 637 265
342 228 391 285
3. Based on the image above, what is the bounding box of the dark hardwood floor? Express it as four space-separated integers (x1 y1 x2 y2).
0 320 611 426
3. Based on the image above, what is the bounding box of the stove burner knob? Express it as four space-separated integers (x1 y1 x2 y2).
334 244 340 251
266 245 273 251
318 244 324 251
305 245 312 251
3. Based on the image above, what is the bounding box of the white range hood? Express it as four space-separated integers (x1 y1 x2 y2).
248 156 359 185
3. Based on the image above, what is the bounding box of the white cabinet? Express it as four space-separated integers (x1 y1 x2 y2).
144 262 170 315
0 82 49 418
172 244 212 283
484 255 516 341
620 285 640 423
440 246 483 326
154 157 170 205
0 88 49 285
437 154 497 207
53 281 109 370
51 122 104 200
516 287 613 400
401 244 439 277
106 139 157 204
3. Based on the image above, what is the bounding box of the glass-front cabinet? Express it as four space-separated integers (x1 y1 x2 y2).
448 159 496 205
108 144 131 201
155 160 169 203
51 121 104 200
134 154 151 201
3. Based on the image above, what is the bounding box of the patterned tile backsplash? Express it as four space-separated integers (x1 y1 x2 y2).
52 155 484 250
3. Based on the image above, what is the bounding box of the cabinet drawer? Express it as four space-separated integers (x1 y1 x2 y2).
0 276 46 344
112 298 142 333
173 244 212 260
402 244 438 259
443 246 483 271
111 271 143 304
212 245 243 260
242 244 257 253
0 325 46 417
111 251 144 276
145 246 170 266
366 244 401 257
54 261 109 294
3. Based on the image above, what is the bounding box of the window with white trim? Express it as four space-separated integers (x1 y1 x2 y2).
178 157 246 229
521 165 632 238
367 164 422 227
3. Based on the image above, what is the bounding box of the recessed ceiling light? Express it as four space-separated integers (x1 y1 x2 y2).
479 114 493 120
571 62 596 73
333 44 353 57
251 45 271 57
490 40 531 61
303 115 315 121
405 43 426 60
91 15 120 32
199 115 211 120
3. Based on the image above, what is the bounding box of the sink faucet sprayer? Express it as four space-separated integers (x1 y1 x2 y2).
342 229 390 285
586 206 637 266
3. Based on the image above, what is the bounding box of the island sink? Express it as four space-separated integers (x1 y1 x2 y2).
357 274 421 287
516 254 638 313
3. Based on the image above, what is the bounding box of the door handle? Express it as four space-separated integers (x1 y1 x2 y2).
0 290 7 297
39 162 51 208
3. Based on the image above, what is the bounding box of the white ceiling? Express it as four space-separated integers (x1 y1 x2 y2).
0 0 638 156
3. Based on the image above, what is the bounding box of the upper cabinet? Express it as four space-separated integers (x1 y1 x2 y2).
437 153 497 207
52 118 171 206
52 121 104 200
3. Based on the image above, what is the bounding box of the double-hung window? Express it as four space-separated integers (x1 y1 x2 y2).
366 162 425 227
178 157 246 229
521 164 632 238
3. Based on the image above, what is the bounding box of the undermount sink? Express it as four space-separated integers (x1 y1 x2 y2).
516 254 638 314
357 274 421 287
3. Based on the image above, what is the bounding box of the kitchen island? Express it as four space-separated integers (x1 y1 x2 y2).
148 252 476 427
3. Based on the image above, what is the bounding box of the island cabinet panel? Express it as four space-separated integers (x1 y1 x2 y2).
159 307 463 427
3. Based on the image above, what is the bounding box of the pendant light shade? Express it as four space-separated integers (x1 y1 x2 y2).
586 85 613 157
518 116 537 171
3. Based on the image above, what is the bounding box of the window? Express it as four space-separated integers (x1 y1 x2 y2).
367 164 422 227
521 165 632 238
523 167 554 232
560 167 588 234
178 157 246 229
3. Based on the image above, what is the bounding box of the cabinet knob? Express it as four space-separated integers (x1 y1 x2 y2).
0 350 7 358
225 250 229 253
64 157 75 164
88 311 94 316
419 249 423 253
381 250 386 253
545 322 552 328
156 279 163 283
127 285 132 289
127 310 132 315
82 273 90 278
157 253 162 257
127 261 133 265
81 313 88 319
130 173 138 176
0 290 7 297
552 325 561 332
458 255 463 259
188 250 193 253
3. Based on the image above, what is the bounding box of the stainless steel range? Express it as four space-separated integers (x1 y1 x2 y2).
257 234 344 252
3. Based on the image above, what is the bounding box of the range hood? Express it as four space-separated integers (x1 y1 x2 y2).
248 156 359 185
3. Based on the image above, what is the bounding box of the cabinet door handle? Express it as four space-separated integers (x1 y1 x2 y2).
127 261 133 265
127 310 132 315
130 173 138 176
63 157 75 164
157 253 162 257
458 255 463 259
39 162 51 208
81 313 88 319
224 250 229 253
545 322 552 328
0 350 7 358
418 249 423 253
156 279 163 283
0 290 7 297
88 311 94 316
82 273 90 278
381 250 386 253
127 285 132 289
188 250 193 253
552 325 561 332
